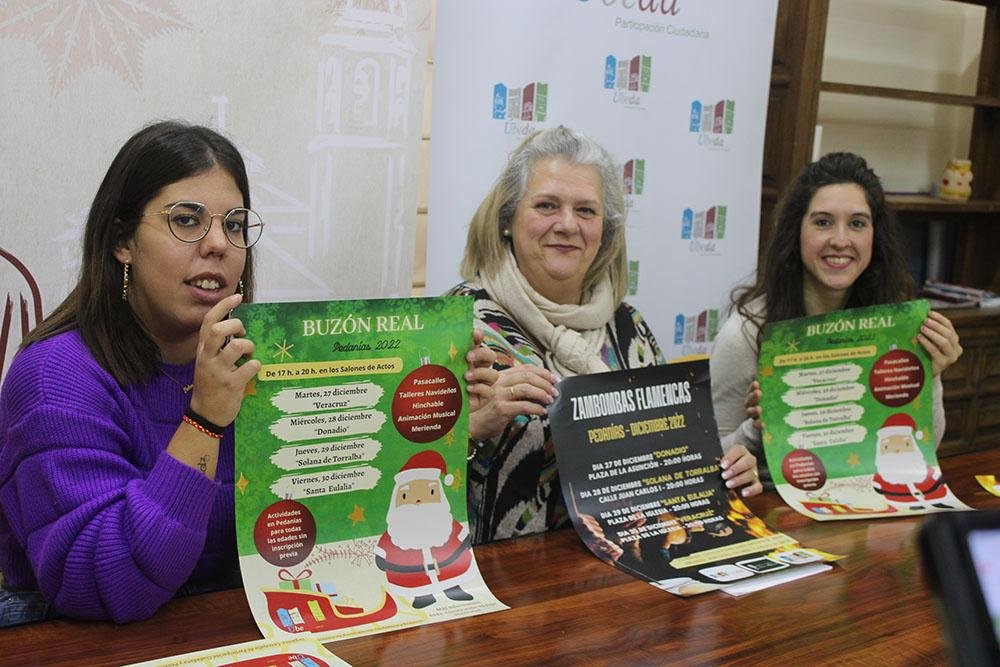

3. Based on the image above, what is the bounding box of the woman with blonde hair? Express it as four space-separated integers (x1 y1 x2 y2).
454 126 762 543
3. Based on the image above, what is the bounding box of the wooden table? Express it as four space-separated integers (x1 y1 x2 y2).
5 449 999 666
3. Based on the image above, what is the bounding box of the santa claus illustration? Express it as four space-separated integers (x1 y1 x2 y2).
871 413 957 511
374 450 477 609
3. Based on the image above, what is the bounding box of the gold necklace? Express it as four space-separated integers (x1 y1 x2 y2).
161 368 194 394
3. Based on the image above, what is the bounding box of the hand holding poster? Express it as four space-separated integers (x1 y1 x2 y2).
549 360 838 596
758 300 970 519
234 297 505 641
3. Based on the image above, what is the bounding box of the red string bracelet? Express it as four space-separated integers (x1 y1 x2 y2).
183 407 226 439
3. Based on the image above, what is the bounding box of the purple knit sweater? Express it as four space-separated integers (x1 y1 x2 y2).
0 330 235 622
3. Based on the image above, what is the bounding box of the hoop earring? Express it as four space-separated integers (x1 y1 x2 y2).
121 263 130 302
237 279 244 296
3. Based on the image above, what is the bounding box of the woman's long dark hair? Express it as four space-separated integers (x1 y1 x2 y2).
21 120 256 385
734 152 913 348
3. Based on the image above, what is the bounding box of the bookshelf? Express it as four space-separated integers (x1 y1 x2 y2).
885 194 1000 216
763 0 1000 456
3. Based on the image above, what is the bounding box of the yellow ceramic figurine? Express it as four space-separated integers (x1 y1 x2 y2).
938 158 973 202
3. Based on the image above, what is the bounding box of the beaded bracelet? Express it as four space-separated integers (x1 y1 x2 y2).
467 438 489 461
183 407 226 439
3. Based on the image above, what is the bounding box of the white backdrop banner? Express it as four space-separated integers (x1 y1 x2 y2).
426 0 778 360
0 0 430 381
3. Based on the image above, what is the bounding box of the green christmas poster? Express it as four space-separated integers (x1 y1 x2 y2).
758 300 969 520
233 297 505 641
125 635 347 666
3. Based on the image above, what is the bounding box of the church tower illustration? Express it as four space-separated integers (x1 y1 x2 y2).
310 0 417 295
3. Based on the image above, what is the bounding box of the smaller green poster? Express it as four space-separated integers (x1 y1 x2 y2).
233 297 505 642
759 300 969 520
124 635 347 667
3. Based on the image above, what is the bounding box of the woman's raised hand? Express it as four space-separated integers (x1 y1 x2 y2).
189 293 261 427
720 444 763 498
744 379 764 430
469 364 559 441
465 329 499 413
918 310 963 376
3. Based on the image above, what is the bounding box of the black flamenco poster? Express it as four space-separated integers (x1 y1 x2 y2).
549 360 839 596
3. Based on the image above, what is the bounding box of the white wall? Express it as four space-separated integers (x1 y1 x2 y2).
0 1 432 382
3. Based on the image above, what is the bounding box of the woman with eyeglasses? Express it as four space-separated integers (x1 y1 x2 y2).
0 121 265 625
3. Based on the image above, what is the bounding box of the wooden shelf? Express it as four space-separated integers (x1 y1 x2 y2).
887 194 1000 215
759 192 1000 218
944 304 1000 323
820 81 1000 108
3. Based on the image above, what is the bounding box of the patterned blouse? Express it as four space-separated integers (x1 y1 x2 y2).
450 282 665 544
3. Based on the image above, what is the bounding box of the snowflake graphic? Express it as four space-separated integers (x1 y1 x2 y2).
308 538 376 569
0 0 193 92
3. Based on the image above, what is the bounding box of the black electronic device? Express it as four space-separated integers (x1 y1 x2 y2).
919 510 1000 666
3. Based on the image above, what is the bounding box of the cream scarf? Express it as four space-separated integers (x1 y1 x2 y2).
481 250 616 377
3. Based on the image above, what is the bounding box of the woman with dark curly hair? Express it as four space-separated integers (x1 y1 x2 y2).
711 152 963 485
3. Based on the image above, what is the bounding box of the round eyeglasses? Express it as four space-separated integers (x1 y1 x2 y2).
145 201 264 249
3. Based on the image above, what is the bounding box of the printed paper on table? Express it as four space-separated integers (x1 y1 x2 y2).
549 360 840 596
123 636 346 666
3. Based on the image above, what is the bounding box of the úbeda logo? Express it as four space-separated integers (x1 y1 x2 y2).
623 158 645 214
689 99 734 149
493 82 548 135
623 159 645 195
681 205 726 255
673 308 719 354
604 55 651 108
582 0 680 18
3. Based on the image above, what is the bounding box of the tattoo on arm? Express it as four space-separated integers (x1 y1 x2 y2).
198 455 209 474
